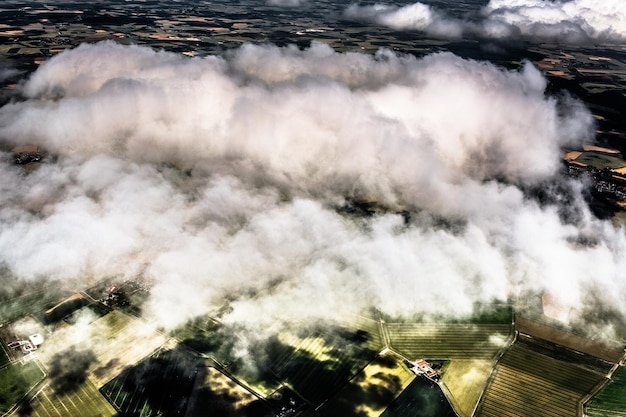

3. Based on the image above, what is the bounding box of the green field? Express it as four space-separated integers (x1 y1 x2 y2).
586 366 626 417
0 361 45 414
28 379 117 417
574 152 626 170
0 288 70 325
380 377 457 417
386 323 513 360
317 354 415 417
440 359 494 417
101 346 199 417
476 339 607 417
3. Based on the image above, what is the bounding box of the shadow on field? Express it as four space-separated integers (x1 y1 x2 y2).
48 346 97 394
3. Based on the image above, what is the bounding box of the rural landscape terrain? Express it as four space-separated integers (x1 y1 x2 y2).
1 0 626 416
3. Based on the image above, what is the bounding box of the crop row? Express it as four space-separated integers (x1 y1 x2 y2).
269 331 376 405
29 381 116 417
586 366 626 417
386 323 513 359
476 343 605 417
100 347 198 417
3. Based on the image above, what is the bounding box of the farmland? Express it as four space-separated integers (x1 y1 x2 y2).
27 379 116 417
185 366 273 417
316 354 415 417
440 359 494 417
386 323 513 360
267 326 380 405
0 360 45 415
379 377 457 417
475 337 607 417
100 346 199 417
0 288 71 325
37 310 168 388
586 366 626 417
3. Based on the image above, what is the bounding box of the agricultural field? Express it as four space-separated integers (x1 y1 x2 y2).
100 346 199 417
0 288 71 325
586 366 626 417
27 379 117 417
475 338 607 417
0 361 45 415
185 366 273 417
37 310 168 387
316 354 415 417
385 323 513 360
379 377 457 417
172 315 383 400
572 151 626 170
440 359 494 417
266 326 380 405
515 317 625 364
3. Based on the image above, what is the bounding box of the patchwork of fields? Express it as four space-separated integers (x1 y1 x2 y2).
27 380 116 417
475 338 608 417
101 346 198 417
317 354 415 417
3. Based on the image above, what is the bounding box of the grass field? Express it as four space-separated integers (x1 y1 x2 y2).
386 323 513 360
317 354 415 417
574 152 626 170
37 310 168 388
440 359 494 417
0 361 45 414
586 366 626 417
28 379 117 417
100 346 198 417
475 339 607 417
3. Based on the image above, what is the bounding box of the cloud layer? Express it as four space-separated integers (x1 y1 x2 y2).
346 0 626 43
0 41 622 342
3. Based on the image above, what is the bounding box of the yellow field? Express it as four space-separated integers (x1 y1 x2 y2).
440 359 494 417
28 380 116 417
317 353 415 417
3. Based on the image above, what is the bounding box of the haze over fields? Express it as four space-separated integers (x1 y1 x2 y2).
0 0 626 403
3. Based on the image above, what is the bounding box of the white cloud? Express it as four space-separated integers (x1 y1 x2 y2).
0 41 622 342
345 0 626 43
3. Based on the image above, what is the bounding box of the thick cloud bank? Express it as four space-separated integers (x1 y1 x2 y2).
0 41 622 340
346 0 626 43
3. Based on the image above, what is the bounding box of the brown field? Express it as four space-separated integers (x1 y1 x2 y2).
515 317 624 363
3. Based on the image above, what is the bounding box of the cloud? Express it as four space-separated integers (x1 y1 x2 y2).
345 0 626 43
345 2 464 38
0 41 623 346
482 0 626 42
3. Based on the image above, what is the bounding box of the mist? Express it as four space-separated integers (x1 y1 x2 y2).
0 41 624 346
346 0 626 43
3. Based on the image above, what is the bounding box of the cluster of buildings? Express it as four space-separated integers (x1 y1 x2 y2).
7 333 44 359
564 147 626 203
